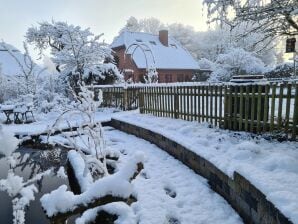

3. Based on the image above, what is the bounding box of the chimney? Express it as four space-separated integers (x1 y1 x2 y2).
159 30 168 47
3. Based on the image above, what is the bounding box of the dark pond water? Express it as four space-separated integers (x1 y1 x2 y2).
0 147 78 224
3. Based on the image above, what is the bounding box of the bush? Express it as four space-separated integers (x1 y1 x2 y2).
208 48 266 82
264 63 293 79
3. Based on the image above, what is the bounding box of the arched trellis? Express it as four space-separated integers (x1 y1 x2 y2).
124 42 158 83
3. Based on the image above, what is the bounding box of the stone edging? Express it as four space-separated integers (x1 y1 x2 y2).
110 118 293 224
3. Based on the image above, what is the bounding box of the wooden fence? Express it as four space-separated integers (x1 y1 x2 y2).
94 82 298 140
94 86 140 110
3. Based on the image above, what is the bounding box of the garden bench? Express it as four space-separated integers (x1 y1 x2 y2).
0 104 35 124
0 105 15 124
13 103 35 124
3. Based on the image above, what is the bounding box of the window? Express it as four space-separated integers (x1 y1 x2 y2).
170 44 177 49
136 39 142 42
149 41 156 45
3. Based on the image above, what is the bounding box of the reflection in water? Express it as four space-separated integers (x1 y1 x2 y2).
0 147 74 224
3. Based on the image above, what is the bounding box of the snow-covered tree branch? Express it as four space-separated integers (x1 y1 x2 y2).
203 0 298 38
26 20 122 87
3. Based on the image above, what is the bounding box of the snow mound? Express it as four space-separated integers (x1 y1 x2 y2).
0 125 19 157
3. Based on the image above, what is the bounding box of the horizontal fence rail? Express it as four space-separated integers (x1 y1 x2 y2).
92 82 298 140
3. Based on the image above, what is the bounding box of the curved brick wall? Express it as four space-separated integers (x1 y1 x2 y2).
110 118 293 224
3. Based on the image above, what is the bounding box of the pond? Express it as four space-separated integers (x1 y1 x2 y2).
0 147 79 224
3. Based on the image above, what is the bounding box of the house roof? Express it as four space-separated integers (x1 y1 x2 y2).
0 43 25 76
0 42 45 77
110 31 200 70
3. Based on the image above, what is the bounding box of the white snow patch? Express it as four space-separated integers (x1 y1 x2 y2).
0 126 19 157
57 166 67 179
68 150 93 192
104 127 242 224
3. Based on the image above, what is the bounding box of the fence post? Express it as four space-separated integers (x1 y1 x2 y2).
223 85 229 129
263 85 269 132
250 85 256 132
239 85 244 131
292 83 298 140
139 89 145 114
270 83 277 132
174 87 179 119
256 85 263 133
285 83 292 134
277 83 284 130
123 88 128 111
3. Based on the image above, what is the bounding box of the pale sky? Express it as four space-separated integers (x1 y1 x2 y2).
0 0 208 61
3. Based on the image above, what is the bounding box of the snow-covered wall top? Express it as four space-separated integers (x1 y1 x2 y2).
110 31 200 70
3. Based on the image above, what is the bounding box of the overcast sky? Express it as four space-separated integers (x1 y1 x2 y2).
0 0 207 60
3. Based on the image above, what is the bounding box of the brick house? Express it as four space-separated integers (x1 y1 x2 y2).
110 30 202 83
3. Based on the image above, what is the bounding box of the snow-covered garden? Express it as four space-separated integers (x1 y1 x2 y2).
0 0 297 223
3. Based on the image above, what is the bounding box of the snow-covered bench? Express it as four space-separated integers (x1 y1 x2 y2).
0 105 15 124
0 101 35 124
13 103 35 124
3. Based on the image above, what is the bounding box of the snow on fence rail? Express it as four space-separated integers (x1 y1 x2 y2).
91 81 298 140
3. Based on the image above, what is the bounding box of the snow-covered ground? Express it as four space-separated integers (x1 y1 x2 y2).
113 112 298 223
103 126 242 224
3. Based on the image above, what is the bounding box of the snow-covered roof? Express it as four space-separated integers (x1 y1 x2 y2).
0 42 44 77
110 31 200 70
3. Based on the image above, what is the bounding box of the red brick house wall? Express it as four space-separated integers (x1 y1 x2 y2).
157 70 194 83
113 47 143 82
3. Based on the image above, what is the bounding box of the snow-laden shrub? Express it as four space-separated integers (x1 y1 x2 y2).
42 84 144 222
0 75 19 103
0 126 19 157
198 58 215 71
35 72 73 113
192 58 214 81
145 66 158 84
209 48 266 82
264 63 293 79
47 84 108 175
209 67 231 82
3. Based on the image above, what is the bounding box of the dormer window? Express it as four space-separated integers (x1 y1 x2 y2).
136 39 142 42
170 44 177 48
149 41 156 45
